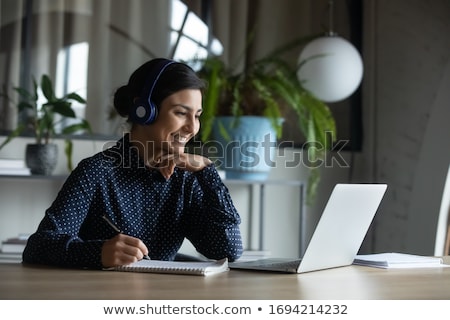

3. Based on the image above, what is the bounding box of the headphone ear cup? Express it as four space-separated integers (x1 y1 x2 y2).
131 97 158 124
129 59 175 125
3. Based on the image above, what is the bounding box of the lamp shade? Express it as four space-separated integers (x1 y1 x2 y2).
297 36 363 103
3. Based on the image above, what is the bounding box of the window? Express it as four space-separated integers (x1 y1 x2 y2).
54 42 89 133
170 0 222 70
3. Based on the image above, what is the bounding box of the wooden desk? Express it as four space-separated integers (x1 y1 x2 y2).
1 257 450 300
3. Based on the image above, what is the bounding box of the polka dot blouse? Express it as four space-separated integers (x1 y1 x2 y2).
22 134 243 269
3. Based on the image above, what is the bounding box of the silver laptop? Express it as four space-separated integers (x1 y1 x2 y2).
229 183 388 273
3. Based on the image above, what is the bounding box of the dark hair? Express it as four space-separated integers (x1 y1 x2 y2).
113 58 205 119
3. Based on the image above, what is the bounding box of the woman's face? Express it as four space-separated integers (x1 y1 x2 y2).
143 88 202 155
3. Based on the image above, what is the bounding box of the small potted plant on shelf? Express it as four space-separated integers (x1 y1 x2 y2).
193 36 336 204
0 74 91 175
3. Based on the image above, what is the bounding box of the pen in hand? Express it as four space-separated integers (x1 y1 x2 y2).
102 215 151 260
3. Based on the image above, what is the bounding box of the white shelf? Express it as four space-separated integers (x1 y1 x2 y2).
0 174 67 180
224 179 306 255
0 175 306 256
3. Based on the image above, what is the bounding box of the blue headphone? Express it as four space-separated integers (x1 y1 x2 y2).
130 59 176 124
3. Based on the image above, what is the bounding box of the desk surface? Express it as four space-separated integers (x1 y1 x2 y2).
1 257 450 300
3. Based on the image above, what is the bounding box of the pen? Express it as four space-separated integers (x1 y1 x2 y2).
102 215 151 260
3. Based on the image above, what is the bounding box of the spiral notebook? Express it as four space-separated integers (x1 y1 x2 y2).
106 258 228 276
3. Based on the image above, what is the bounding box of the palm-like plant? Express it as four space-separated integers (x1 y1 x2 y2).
0 74 91 171
198 55 335 145
195 46 336 204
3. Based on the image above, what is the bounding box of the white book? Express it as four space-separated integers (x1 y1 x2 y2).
353 252 446 269
0 159 26 168
0 159 30 175
0 168 30 175
1 234 29 253
0 242 26 253
106 258 229 276
0 252 23 263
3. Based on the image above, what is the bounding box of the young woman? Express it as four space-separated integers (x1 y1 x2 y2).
23 58 243 268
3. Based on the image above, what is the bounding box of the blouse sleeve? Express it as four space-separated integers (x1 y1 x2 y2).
186 164 243 261
22 160 104 269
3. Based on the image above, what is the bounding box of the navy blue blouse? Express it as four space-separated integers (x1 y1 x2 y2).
22 134 243 268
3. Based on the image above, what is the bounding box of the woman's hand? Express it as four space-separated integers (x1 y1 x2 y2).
101 233 149 267
150 153 212 180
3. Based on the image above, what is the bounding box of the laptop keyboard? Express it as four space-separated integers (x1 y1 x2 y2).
259 259 301 269
232 258 301 270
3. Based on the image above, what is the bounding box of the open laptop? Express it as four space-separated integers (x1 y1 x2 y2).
229 183 388 273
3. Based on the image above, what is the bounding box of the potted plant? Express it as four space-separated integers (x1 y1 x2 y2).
193 38 336 203
0 74 91 175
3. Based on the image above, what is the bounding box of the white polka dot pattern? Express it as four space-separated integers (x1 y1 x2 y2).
22 134 243 268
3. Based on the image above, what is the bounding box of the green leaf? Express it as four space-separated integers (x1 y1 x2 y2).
66 92 86 104
49 101 77 118
61 119 91 135
0 124 26 149
217 119 231 142
40 74 56 102
17 101 35 112
64 139 74 171
200 58 222 141
306 168 320 206
14 87 36 102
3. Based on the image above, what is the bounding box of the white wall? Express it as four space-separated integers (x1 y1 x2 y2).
362 0 450 255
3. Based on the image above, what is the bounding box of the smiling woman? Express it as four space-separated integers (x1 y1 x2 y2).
22 58 243 269
116 58 209 179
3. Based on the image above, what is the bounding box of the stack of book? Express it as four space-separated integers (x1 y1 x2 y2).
353 252 446 269
0 159 30 175
0 234 29 263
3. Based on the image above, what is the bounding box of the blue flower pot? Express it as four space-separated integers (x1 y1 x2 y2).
211 116 280 181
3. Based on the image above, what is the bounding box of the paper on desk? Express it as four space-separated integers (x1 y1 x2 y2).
353 252 449 269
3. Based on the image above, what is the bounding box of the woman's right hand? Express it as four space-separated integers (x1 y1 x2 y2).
150 153 212 180
101 233 149 267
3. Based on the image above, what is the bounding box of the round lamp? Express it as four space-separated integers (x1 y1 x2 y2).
297 35 363 103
